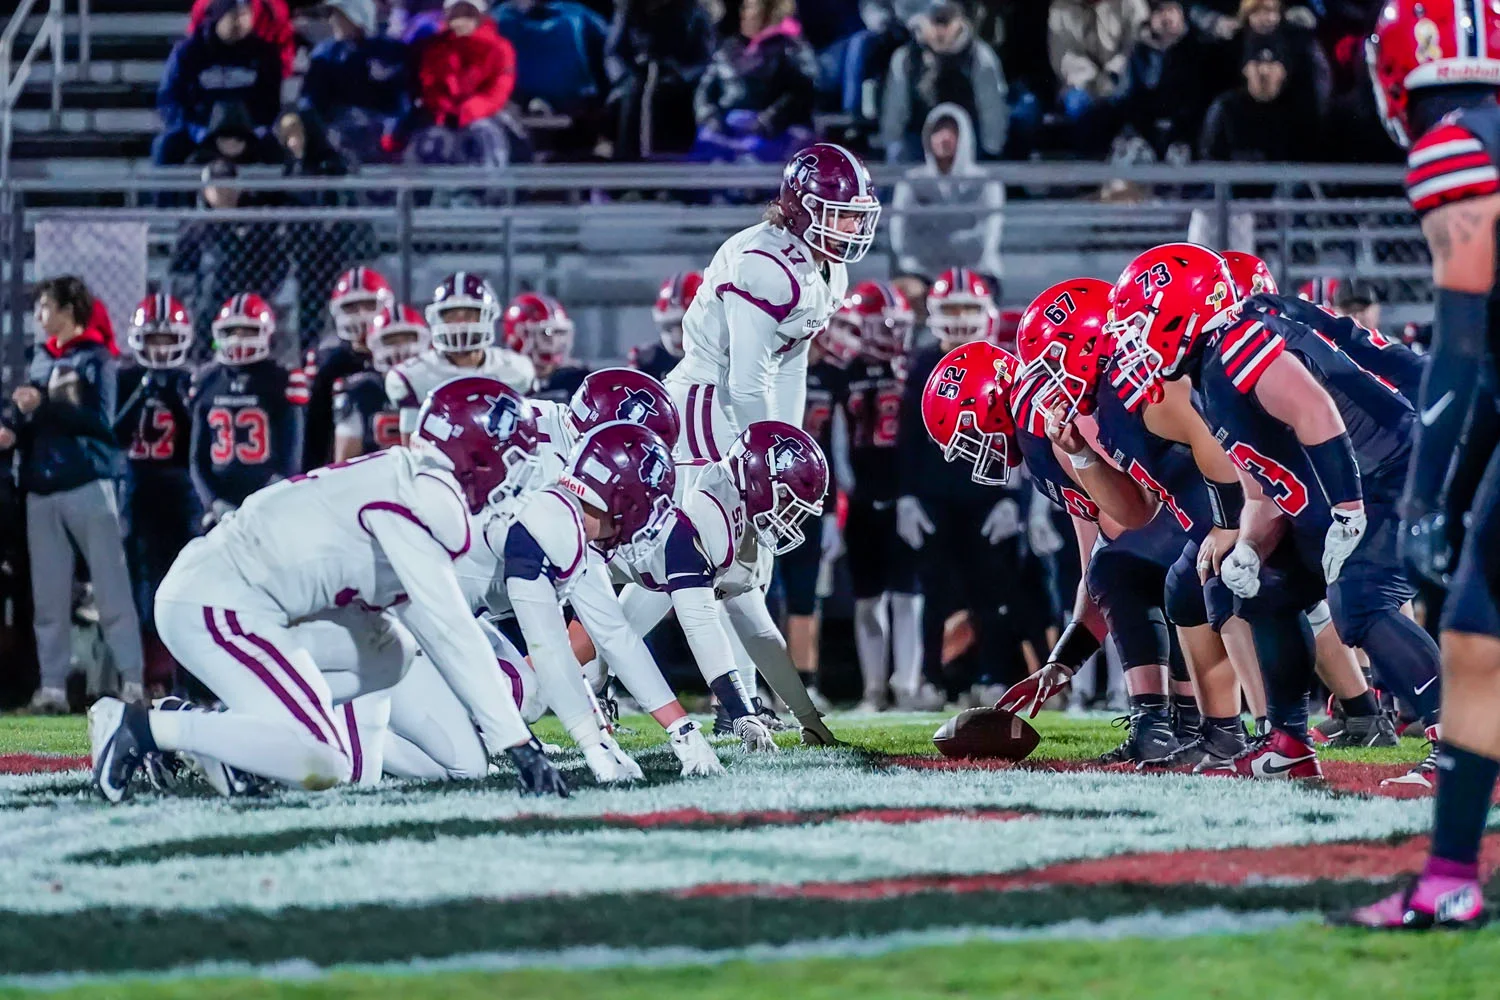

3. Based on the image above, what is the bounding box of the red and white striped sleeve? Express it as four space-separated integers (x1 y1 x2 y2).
1405 122 1500 216
1218 319 1285 394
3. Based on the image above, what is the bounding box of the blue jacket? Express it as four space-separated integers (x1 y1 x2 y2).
494 1 607 112
158 25 282 142
301 34 411 121
17 333 123 496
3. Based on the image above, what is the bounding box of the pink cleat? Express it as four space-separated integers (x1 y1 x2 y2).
1330 859 1487 929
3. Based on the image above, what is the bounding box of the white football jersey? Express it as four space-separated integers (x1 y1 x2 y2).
528 398 581 484
467 485 589 619
162 448 470 619
675 223 852 395
386 347 536 432
610 463 760 597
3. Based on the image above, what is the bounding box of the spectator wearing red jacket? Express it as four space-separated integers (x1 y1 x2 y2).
392 0 516 165
188 0 295 77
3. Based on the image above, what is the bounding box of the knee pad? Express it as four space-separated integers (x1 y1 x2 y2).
1305 600 1333 636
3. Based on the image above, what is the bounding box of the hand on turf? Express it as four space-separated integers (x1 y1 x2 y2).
1322 504 1367 584
996 662 1073 718
1220 539 1263 598
583 734 644 783
507 741 569 797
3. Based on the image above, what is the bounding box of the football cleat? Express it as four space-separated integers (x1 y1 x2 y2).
668 719 725 777
733 715 778 752
507 741 570 797
1331 713 1399 748
798 712 843 747
1382 726 1441 789
753 696 794 732
89 697 156 803
1138 722 1245 771
1312 695 1346 745
582 734 644 783
27 686 70 716
1201 729 1323 780
1097 712 1178 765
1330 872 1487 930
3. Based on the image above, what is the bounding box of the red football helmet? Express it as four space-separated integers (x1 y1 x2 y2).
1221 251 1279 298
503 292 574 368
1014 278 1114 421
414 376 540 513
833 280 914 362
921 340 1022 486
723 421 828 555
367 304 430 372
1298 276 1341 309
212 293 276 366
1106 243 1236 405
776 143 881 264
427 272 500 353
652 271 703 355
559 421 678 561
329 266 395 343
568 367 680 448
928 268 999 348
1369 0 1500 147
128 292 194 369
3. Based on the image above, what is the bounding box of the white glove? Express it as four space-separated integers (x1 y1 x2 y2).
733 714 778 752
1027 499 1065 556
582 734 643 783
1220 540 1263 599
980 498 1022 544
819 513 842 562
1322 506 1368 584
896 496 935 550
668 719 725 777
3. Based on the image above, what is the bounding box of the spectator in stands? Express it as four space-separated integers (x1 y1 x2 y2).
891 104 1004 279
389 0 515 167
880 1 1007 163
195 99 280 168
301 0 411 164
1115 0 1208 161
8 277 142 714
1047 0 1148 156
816 0 912 136
1198 32 1317 161
155 0 285 167
189 0 296 77
605 0 716 160
1234 0 1329 114
496 0 611 159
693 0 819 163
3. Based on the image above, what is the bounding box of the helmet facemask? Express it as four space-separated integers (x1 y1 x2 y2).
213 322 271 365
427 302 496 353
611 492 676 564
368 326 427 372
822 317 863 366
1021 340 1093 422
1103 299 1170 409
930 299 992 349
520 317 574 369
333 293 383 343
753 480 823 555
131 326 193 369
943 410 1013 486
802 196 880 264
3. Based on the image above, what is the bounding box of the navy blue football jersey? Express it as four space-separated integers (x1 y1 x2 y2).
841 358 905 502
114 364 193 473
1093 371 1212 543
333 371 401 455
1241 293 1426 404
628 342 680 382
190 359 305 508
302 340 371 470
529 364 590 405
1010 372 1101 523
803 358 845 479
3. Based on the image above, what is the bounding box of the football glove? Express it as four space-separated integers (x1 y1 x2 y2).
1322 506 1368 584
1220 539 1263 598
506 742 569 797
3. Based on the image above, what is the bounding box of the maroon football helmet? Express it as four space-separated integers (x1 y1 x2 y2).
652 271 703 355
776 143 881 264
128 292 194 368
558 421 677 561
427 271 500 353
329 266 395 343
723 421 828 555
567 367 681 448
413 376 541 513
503 291 574 368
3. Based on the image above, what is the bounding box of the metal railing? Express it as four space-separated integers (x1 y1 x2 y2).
1 0 64 195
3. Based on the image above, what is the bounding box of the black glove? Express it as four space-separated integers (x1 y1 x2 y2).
443 113 461 130
1399 511 1453 590
506 741 569 797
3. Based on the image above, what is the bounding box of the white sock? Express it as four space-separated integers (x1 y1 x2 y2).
888 592 924 696
149 708 349 789
854 594 891 700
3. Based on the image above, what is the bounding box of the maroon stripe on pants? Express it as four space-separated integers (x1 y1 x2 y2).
498 657 524 709
685 385 703 459
343 702 363 783
226 610 347 756
701 385 722 460
203 607 330 747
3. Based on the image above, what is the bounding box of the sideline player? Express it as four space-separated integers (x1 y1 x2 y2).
88 377 567 801
505 292 590 403
631 271 701 382
1338 0 1500 930
302 266 391 470
333 304 429 461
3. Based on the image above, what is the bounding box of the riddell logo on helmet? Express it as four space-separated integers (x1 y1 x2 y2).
556 474 588 499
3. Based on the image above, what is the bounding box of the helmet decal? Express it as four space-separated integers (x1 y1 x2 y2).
768 433 808 474
617 387 659 424
484 393 521 440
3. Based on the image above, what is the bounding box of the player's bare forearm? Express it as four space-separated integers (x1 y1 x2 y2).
1073 457 1156 529
1254 352 1347 448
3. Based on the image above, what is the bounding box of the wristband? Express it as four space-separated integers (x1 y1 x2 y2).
1204 477 1245 529
1067 449 1097 470
1305 435 1363 507
1046 619 1101 670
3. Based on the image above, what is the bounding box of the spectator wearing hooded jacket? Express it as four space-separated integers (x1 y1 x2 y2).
6 277 142 715
389 0 516 166
891 103 1003 279
496 0 610 123
155 0 284 167
880 1 1007 163
1116 0 1209 159
605 0 715 160
1198 31 1318 164
301 0 411 163
693 0 819 163
1048 0 1148 155
188 0 295 77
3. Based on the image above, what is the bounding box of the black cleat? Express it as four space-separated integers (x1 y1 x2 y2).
1139 721 1245 770
1098 712 1178 765
712 700 737 737
89 697 156 804
1327 712 1399 748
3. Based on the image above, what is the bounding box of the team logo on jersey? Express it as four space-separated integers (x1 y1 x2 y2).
482 393 520 440
616 388 659 424
768 434 807 474
639 446 672 489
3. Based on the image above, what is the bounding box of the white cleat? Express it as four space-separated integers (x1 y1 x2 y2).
583 735 644 783
88 697 150 804
668 719 725 776
733 715 778 752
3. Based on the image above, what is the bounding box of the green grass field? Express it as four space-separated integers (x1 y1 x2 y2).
1 711 1486 999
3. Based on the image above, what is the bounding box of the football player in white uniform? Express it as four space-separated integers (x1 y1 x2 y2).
666 143 879 465
88 377 568 802
387 272 535 441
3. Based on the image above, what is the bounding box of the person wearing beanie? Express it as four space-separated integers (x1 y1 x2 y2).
1198 30 1318 162
300 0 411 162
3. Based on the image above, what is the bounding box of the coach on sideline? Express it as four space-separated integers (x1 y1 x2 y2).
2 276 142 713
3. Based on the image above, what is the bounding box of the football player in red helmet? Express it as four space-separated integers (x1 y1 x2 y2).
926 268 999 351
632 271 702 381
193 294 306 528
328 266 395 345
331 306 430 462
302 267 392 471
504 291 589 403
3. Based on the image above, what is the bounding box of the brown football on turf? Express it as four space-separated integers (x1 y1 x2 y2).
932 708 1041 761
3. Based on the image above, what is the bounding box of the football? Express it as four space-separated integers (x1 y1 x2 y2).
932 707 1041 761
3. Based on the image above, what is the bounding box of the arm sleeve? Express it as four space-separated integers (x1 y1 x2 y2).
722 589 817 721
189 399 216 510
568 559 676 713
370 510 532 752
505 574 602 744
